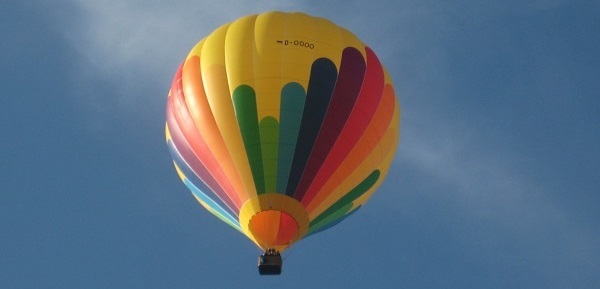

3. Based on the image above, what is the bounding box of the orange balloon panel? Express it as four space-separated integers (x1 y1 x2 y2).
249 211 299 249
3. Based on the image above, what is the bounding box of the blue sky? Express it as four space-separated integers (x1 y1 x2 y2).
2 1 599 288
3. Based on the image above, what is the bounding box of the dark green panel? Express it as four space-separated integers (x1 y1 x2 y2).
232 85 265 194
308 202 354 234
306 206 361 237
309 170 380 227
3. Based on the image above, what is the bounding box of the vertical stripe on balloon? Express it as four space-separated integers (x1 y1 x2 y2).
305 206 360 237
300 47 385 206
260 117 279 193
233 85 266 194
166 115 238 216
285 58 337 197
277 82 306 193
181 56 247 209
304 85 396 216
309 170 380 231
168 64 243 210
293 47 367 202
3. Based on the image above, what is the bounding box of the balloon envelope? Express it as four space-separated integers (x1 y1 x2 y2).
166 11 400 252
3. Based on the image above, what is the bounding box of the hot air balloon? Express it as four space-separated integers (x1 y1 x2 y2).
165 11 400 275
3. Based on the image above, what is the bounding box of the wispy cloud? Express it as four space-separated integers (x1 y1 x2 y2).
392 104 600 283
60 0 303 83
40 0 320 130
61 1 235 91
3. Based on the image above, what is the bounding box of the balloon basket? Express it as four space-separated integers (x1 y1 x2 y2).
258 249 282 275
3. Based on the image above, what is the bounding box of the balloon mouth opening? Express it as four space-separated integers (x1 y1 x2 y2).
239 193 310 251
248 210 299 248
